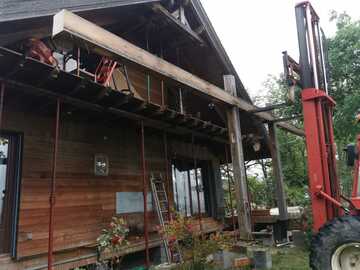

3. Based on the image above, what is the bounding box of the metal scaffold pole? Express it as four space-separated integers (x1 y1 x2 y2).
225 145 236 239
0 82 5 131
140 121 150 267
192 134 202 232
48 98 61 270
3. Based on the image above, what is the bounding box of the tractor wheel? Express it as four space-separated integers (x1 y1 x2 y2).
310 216 360 270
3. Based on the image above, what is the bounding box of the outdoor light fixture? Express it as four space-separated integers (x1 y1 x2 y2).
94 154 109 176
252 141 261 152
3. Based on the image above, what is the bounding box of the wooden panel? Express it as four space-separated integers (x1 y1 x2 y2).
127 66 163 105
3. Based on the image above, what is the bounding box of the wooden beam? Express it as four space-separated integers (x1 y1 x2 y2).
151 3 204 45
268 123 288 221
224 75 252 240
51 10 304 137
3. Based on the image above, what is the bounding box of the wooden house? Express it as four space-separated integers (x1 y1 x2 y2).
0 0 303 269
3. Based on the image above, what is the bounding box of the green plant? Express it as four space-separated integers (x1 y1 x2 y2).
159 213 232 265
174 261 209 270
97 217 129 253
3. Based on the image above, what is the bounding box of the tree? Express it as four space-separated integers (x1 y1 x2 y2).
223 13 360 211
253 13 360 205
328 13 360 146
253 74 308 207
328 13 360 195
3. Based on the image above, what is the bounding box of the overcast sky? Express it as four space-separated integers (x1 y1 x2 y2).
200 0 360 98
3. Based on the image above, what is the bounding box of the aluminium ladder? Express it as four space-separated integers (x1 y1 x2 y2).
150 174 182 263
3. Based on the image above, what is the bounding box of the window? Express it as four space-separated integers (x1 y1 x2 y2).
0 133 22 256
0 138 9 226
172 162 205 217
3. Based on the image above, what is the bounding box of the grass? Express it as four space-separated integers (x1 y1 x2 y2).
169 247 310 270
271 247 310 270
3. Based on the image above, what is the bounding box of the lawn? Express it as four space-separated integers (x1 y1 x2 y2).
271 247 310 270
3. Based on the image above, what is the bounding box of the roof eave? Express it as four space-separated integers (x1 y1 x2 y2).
0 0 160 23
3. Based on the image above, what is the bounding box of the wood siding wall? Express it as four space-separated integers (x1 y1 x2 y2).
3 108 170 258
1 103 222 263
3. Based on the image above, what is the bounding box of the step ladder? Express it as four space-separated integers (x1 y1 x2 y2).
150 174 182 263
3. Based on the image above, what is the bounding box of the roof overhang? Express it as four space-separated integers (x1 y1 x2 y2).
0 0 160 23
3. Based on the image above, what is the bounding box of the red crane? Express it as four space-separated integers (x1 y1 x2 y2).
283 2 360 269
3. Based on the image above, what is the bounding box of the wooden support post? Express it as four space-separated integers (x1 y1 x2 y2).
146 74 151 103
146 26 151 103
224 75 252 241
268 123 288 221
179 88 184 114
161 80 165 108
76 47 80 76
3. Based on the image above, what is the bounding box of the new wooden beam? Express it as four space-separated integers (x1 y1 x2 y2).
52 9 304 137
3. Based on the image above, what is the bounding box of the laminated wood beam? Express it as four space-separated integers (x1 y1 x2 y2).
52 10 304 137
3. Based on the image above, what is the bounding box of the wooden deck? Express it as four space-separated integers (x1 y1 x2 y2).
0 218 221 270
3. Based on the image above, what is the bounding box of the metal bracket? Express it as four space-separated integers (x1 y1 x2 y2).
315 187 350 214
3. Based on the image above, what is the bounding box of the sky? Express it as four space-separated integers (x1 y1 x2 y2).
200 0 360 99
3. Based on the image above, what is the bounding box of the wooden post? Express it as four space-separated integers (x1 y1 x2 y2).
268 122 288 221
224 75 252 240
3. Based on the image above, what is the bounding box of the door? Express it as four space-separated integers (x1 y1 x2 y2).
0 134 21 254
172 159 207 217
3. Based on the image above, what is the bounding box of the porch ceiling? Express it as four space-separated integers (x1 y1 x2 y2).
0 46 228 144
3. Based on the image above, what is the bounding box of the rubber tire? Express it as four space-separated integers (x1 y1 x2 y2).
310 215 360 270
